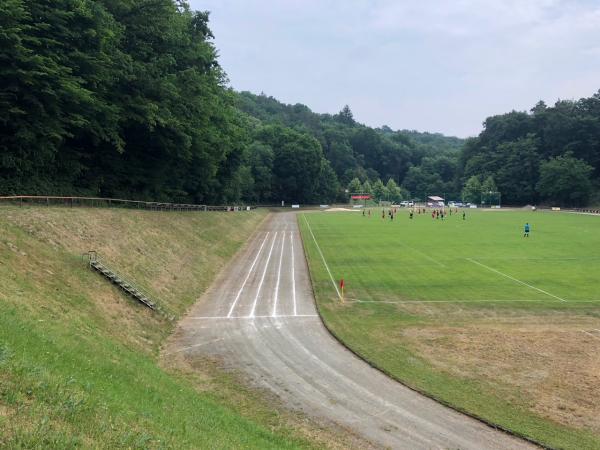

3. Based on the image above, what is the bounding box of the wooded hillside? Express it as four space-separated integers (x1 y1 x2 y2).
1 1 598 206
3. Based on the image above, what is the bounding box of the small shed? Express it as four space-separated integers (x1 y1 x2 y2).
427 196 445 206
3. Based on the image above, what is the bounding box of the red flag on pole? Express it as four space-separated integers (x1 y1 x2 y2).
340 278 344 289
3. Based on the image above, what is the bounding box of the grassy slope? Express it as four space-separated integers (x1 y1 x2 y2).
0 206 319 448
299 209 600 450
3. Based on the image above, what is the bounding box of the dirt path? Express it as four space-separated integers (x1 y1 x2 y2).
165 212 535 449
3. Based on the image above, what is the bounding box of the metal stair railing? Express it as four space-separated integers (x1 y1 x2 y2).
85 251 174 320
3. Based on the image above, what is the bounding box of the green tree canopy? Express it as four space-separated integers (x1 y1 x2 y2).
536 153 593 206
462 176 481 204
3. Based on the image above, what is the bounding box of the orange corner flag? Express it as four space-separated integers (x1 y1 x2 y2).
340 278 345 302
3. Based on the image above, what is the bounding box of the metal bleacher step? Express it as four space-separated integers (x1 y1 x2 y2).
86 252 157 311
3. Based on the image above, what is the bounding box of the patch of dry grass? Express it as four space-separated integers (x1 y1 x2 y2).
402 309 600 434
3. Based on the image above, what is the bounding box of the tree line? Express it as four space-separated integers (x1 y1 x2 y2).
1 1 599 206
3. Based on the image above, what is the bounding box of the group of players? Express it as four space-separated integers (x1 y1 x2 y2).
361 206 466 221
360 205 532 238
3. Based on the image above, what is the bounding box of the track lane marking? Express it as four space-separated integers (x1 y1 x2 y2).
467 258 567 302
303 214 342 300
272 229 286 317
290 231 297 315
190 314 318 320
249 232 278 317
227 232 270 317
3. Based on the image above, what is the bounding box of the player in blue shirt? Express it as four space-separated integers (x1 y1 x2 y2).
524 223 530 237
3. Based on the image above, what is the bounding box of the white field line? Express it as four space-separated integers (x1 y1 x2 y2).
272 231 286 317
582 330 600 340
227 232 270 318
249 232 278 317
189 314 318 320
467 258 567 302
290 231 297 316
346 298 600 304
303 214 342 300
398 241 445 267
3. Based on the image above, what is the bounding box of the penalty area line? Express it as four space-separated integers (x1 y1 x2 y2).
467 258 567 302
346 299 584 305
302 214 342 300
582 330 600 341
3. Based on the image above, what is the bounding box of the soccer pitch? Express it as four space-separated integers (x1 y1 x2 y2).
300 208 600 305
299 208 600 449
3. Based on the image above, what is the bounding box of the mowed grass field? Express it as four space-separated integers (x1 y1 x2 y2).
299 208 600 450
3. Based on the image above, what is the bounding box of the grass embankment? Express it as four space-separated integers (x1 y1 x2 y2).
0 206 323 448
299 209 600 450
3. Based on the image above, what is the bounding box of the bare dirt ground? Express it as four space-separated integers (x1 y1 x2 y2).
401 308 600 435
164 212 535 449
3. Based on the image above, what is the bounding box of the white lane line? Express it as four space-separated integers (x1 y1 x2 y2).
290 231 297 316
467 258 567 302
249 232 278 317
164 338 224 355
582 330 600 340
189 314 318 320
303 215 342 300
272 230 286 317
227 232 270 318
398 241 445 267
347 299 553 304
347 298 600 304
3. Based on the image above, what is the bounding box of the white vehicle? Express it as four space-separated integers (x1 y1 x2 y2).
400 201 409 207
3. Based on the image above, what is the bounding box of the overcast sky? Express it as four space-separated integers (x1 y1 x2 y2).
189 0 600 137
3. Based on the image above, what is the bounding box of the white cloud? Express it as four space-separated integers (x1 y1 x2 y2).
190 0 600 136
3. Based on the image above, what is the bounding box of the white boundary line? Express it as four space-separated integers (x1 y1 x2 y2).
227 232 270 317
190 314 318 320
582 330 600 340
303 214 341 300
467 258 567 302
290 231 297 316
249 232 278 317
347 299 600 304
398 241 445 267
272 230 285 317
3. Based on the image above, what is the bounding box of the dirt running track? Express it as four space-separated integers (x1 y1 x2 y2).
166 213 535 449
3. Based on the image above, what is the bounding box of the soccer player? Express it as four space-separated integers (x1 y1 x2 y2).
409 211 413 219
524 222 530 237
462 211 466 220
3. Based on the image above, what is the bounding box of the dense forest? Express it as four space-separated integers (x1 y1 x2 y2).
1 0 599 206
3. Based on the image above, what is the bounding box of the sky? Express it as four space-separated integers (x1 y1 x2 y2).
189 0 600 138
